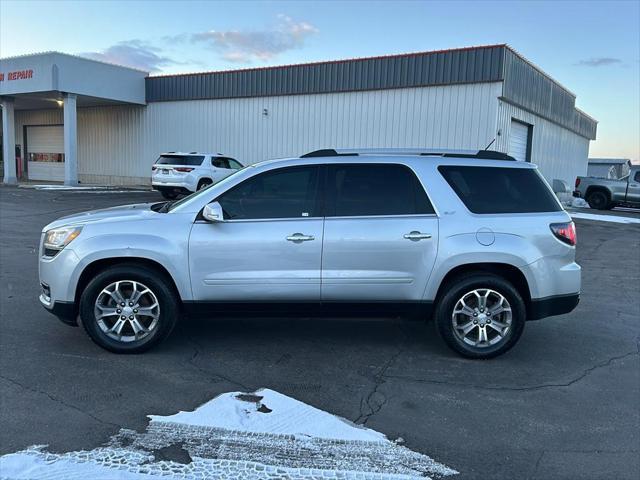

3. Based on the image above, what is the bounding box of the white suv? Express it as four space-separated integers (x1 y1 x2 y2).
39 148 580 358
152 152 243 199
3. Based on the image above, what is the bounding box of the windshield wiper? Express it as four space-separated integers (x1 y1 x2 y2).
158 200 176 213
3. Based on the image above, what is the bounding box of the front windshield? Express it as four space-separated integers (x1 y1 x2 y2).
167 166 251 211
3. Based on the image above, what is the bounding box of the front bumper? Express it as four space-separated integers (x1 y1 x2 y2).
39 293 78 326
528 293 580 320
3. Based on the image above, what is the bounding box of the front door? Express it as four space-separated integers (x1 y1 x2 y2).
189 165 323 301
321 163 439 302
627 169 640 203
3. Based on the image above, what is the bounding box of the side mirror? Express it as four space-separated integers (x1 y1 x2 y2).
203 202 224 222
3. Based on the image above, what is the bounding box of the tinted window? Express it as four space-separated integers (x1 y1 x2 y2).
439 166 561 214
634 171 640 182
228 159 243 169
218 166 319 220
212 157 230 169
156 155 204 166
326 164 434 216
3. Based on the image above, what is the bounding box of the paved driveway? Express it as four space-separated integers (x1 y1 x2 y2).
1 186 638 479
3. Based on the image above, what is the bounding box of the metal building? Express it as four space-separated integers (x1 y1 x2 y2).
587 158 631 179
1 44 597 187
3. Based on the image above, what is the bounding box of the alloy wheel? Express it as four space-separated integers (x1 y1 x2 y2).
94 280 160 342
451 288 512 348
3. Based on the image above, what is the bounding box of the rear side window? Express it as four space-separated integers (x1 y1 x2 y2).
218 166 320 219
156 155 204 166
439 166 561 214
326 164 435 216
228 159 243 169
212 157 231 169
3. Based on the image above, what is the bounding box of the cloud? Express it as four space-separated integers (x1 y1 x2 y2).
575 57 623 67
82 40 176 72
191 15 319 63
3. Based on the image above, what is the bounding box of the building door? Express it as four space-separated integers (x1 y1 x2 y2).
508 119 532 162
26 125 65 181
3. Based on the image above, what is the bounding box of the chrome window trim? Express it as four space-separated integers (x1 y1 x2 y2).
194 213 438 224
325 213 439 220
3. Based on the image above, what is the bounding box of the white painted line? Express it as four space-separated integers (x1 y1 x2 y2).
0 388 458 479
19 185 151 192
570 212 640 224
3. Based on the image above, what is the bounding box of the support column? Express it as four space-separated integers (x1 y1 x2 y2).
63 93 78 185
1 98 17 185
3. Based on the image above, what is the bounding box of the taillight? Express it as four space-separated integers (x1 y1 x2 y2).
175 167 194 172
575 177 581 188
550 222 576 246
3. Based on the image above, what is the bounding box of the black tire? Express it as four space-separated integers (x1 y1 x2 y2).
160 190 178 200
586 190 611 210
197 178 213 190
434 273 526 359
79 264 179 353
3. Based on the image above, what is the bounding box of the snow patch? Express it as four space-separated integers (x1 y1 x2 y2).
0 389 457 479
19 184 151 192
150 388 386 442
570 212 640 224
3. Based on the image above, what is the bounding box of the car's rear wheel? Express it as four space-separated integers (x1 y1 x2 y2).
434 273 526 359
79 265 179 353
586 190 612 210
197 178 213 190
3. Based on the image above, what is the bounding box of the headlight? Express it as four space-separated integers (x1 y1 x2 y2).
43 226 83 256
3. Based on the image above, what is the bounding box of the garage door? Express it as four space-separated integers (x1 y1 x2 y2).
508 120 531 162
27 126 65 181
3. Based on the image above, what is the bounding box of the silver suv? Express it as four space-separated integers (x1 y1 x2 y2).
39 149 580 358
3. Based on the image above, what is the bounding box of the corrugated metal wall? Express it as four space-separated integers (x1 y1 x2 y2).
502 49 596 140
146 46 505 102
495 100 590 187
14 82 502 185
145 45 597 141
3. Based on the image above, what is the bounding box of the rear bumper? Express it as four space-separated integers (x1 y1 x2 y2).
528 293 579 320
572 190 581 198
152 184 193 195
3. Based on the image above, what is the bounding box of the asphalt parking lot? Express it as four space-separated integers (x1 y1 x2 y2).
0 186 638 479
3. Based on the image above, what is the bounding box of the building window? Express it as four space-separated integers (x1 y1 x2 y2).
29 153 65 163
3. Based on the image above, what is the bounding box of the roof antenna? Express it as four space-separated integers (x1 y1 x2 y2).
484 138 496 150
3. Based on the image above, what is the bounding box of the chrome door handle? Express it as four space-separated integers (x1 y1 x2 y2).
403 231 432 240
286 233 315 242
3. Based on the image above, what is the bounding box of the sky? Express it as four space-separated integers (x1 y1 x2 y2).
0 0 638 160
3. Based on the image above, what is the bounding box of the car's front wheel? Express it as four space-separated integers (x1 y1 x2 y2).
79 265 179 353
434 273 526 359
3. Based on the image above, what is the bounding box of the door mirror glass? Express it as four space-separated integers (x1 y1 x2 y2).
203 202 225 222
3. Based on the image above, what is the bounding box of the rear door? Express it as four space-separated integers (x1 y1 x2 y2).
211 157 240 182
189 165 323 301
321 163 439 302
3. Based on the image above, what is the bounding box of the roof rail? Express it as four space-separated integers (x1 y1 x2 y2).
301 148 515 160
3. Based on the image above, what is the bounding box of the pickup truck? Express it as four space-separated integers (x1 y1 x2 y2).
574 165 640 209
